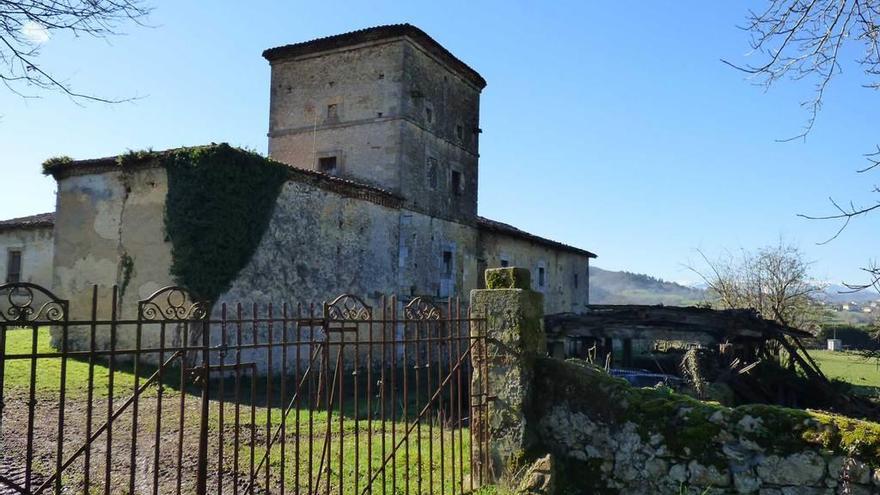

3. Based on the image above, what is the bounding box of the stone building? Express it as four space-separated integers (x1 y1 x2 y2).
0 213 54 288
36 24 595 325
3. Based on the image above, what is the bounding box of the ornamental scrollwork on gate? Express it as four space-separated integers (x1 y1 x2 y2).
403 296 442 320
0 282 68 323
325 294 372 321
138 286 208 320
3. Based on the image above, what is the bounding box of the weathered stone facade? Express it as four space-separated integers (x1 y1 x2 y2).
51 162 174 325
265 24 483 223
0 213 54 288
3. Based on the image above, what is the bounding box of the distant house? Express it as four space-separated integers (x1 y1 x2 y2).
0 213 54 288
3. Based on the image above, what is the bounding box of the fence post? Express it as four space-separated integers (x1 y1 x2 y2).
470 267 545 484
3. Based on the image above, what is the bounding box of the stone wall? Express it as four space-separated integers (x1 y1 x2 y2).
478 230 591 314
471 268 880 494
267 39 405 193
52 163 175 350
0 226 53 288
530 358 880 494
53 163 174 322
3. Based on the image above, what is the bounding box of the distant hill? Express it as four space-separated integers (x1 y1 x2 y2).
822 284 880 304
589 266 706 306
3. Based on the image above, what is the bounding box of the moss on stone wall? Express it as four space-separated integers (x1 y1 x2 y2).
533 358 880 460
485 267 532 290
162 144 290 302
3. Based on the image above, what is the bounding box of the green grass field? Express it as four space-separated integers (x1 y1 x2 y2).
1 328 479 494
1 327 147 397
808 349 880 397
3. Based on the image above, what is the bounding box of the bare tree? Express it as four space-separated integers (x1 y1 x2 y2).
728 1 880 290
689 242 825 331
1 1 152 102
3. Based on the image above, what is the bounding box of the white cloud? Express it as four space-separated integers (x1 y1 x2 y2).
21 21 50 44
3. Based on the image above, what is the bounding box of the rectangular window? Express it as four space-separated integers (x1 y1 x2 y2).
442 251 453 276
538 267 545 288
456 124 464 140
574 273 579 288
6 250 22 283
425 107 433 123
318 156 337 174
427 157 438 189
451 170 462 196
326 104 339 121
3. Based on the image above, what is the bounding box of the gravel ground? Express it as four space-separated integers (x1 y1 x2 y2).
0 387 269 495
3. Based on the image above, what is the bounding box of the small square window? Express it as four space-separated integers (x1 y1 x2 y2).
451 170 462 196
425 107 433 124
318 156 337 174
6 250 21 283
456 125 463 140
500 259 510 268
327 104 338 121
442 251 453 276
538 267 545 287
427 158 439 189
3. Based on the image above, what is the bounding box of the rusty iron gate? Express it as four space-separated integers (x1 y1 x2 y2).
0 282 489 494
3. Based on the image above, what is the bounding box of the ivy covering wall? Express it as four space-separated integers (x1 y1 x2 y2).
162 144 290 302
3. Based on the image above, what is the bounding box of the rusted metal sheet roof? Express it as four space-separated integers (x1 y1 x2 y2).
545 304 813 341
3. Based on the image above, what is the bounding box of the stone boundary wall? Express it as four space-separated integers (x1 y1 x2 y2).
530 358 880 494
472 267 880 495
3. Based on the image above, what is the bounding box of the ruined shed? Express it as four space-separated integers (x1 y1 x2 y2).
544 305 813 366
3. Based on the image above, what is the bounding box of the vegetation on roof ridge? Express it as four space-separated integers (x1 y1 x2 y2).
40 143 282 175
41 155 74 174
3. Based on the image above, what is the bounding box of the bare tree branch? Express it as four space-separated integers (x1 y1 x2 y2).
729 1 880 290
687 241 825 332
0 0 152 102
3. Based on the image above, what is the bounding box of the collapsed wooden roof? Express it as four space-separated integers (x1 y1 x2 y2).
544 305 813 342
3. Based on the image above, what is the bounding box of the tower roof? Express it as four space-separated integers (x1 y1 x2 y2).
262 23 487 89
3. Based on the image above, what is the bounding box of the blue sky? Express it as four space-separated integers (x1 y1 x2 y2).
1 1 877 285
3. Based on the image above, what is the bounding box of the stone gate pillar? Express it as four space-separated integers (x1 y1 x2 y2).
470 267 546 483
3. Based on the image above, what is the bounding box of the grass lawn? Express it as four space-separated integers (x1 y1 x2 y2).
2 327 157 397
1 327 479 494
808 349 880 397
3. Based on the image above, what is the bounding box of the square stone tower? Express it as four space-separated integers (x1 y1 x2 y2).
263 24 486 222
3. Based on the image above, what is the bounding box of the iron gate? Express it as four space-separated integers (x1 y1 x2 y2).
0 282 489 494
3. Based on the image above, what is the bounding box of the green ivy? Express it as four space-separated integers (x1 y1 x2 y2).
41 155 73 174
162 144 289 302
117 148 154 167
120 252 135 297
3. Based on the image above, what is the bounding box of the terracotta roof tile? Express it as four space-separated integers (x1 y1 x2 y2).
0 212 55 232
477 216 596 258
262 24 486 89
